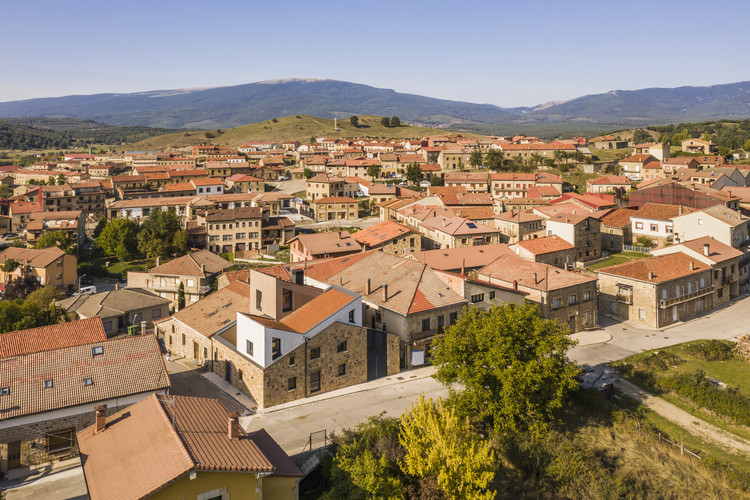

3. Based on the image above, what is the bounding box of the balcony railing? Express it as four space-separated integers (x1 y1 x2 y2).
659 285 714 308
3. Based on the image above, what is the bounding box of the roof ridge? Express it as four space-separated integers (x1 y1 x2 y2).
409 264 428 311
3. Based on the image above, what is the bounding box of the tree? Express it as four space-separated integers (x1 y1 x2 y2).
137 208 186 260
4 272 41 301
177 282 185 310
25 286 64 309
484 149 504 171
381 117 391 127
56 173 66 185
469 149 483 168
350 115 359 128
390 116 401 127
431 303 580 436
400 395 496 500
96 218 140 261
366 164 382 179
0 184 13 198
632 129 651 143
430 176 444 186
744 139 750 152
92 218 107 238
303 167 314 179
405 163 422 184
2 258 18 272
35 230 73 252
310 136 317 145
457 158 465 171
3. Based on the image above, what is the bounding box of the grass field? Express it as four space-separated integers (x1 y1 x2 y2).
128 115 470 151
586 251 650 271
589 147 633 162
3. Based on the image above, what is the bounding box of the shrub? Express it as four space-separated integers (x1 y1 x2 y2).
684 340 735 361
659 369 750 425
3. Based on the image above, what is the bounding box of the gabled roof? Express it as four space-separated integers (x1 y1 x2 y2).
0 317 107 358
587 175 631 185
78 394 301 500
421 216 499 236
0 334 169 420
408 244 514 270
598 207 638 228
168 281 250 338
656 237 743 264
150 250 232 277
597 252 709 283
632 203 696 221
478 255 596 291
0 246 67 268
56 289 170 320
620 154 656 164
289 231 362 255
278 288 357 334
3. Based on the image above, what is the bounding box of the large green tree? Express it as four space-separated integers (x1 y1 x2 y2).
366 164 382 179
137 208 187 260
400 396 496 500
431 303 580 436
469 149 483 168
96 218 140 261
34 230 73 252
349 115 359 128
405 163 422 184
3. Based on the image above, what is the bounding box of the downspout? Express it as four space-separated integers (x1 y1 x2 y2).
304 337 309 398
256 472 272 500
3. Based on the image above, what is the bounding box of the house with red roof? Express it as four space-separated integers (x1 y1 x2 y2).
511 235 576 268
586 175 632 195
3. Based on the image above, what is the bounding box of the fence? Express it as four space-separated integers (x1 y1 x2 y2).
623 244 653 254
619 409 702 460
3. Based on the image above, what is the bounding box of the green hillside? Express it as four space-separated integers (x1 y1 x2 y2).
128 115 469 150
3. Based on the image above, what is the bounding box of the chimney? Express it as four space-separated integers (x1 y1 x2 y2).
513 280 518 290
533 272 538 284
201 264 206 275
648 271 654 279
690 261 695 271
461 258 465 275
156 256 161 267
703 243 710 256
228 411 241 440
365 278 371 295
382 283 388 302
94 405 107 434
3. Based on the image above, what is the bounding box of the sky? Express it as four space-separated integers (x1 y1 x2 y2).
2 0 750 108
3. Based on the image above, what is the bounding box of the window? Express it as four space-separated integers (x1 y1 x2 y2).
152 308 162 319
102 321 112 333
282 289 293 312
553 298 562 309
310 346 321 359
238 369 243 381
56 273 62 279
698 218 703 225
289 355 295 366
186 279 194 287
584 311 591 325
638 308 645 320
375 311 382 323
47 430 74 453
0 387 9 395
182 333 186 345
422 319 430 331
568 294 577 306
44 379 53 389
337 341 347 353
338 363 346 377
489 291 495 300
616 284 633 304
92 346 104 357
583 291 591 302
437 315 445 331
449 312 458 325
272 338 281 360
310 370 321 393
470 293 485 303
256 290 263 310
635 222 643 229
84 378 93 386
288 377 297 391
246 340 253 356
608 301 615 312
349 309 355 323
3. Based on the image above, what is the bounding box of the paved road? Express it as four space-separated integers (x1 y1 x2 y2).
166 357 247 415
244 366 447 455
3 465 86 500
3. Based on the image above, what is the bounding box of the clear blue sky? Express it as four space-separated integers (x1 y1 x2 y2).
2 0 750 107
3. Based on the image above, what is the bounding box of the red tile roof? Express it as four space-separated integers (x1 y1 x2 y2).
352 220 414 247
0 317 107 358
597 252 709 283
516 235 574 255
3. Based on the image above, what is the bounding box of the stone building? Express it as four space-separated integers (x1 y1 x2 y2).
494 210 546 244
544 213 602 262
289 231 362 262
204 206 264 254
313 196 358 222
306 173 346 200
352 220 420 255
0 246 77 292
597 252 715 328
598 207 637 253
0 322 169 473
511 235 576 268
418 215 501 249
477 255 598 333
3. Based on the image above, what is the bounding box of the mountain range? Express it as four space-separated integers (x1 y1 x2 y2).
1 78 750 130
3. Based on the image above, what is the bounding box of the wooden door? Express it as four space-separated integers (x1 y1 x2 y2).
7 441 21 469
193 341 199 360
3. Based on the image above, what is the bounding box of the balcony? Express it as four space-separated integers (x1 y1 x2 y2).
659 285 714 308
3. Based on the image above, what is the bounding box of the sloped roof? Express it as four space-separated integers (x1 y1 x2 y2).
0 317 107 358
56 289 170 320
597 252 709 283
78 394 301 500
409 244 514 270
150 250 232 278
598 207 638 228
632 203 696 221
479 255 596 291
279 288 357 333
662 237 743 264
289 232 362 255
0 334 170 420
516 235 574 255
420 216 499 236
0 246 67 268
352 220 413 247
169 281 250 338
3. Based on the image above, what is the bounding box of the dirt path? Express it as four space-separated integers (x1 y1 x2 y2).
617 378 750 456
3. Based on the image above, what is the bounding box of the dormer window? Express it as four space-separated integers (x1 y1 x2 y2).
84 378 93 386
0 387 9 396
92 346 104 357
44 379 53 389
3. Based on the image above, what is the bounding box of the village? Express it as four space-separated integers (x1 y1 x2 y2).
1 129 750 498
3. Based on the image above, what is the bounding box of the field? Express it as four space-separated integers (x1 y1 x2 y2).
127 115 470 151
586 250 651 271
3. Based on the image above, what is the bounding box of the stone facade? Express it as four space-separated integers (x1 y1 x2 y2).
314 199 358 222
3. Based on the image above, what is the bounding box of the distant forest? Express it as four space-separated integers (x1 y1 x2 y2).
647 119 750 152
0 118 179 150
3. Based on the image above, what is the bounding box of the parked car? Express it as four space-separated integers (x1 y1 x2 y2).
278 176 290 181
3 232 18 239
73 285 97 296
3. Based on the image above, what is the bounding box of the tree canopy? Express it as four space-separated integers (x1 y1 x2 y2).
350 115 359 128
137 208 187 260
96 218 140 261
469 149 483 168
485 149 504 171
35 230 73 252
367 164 382 179
405 163 421 184
431 303 580 436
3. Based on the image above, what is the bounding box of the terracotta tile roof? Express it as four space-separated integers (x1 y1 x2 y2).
587 175 631 185
632 203 696 221
655 237 743 264
0 317 107 358
280 288 357 333
0 334 170 420
162 182 194 192
0 246 66 268
547 213 593 225
205 206 262 222
597 252 709 283
452 206 496 220
620 154 656 164
550 192 615 209
598 207 638 228
495 210 543 223
150 250 232 277
533 203 593 219
171 281 250 338
444 172 489 182
352 220 413 247
191 177 224 186
289 231 362 256
421 216 499 236
308 173 343 183
314 196 357 204
527 185 562 198
478 255 596 291
408 244 514 270
698 204 747 226
78 394 301 500
516 235 574 255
